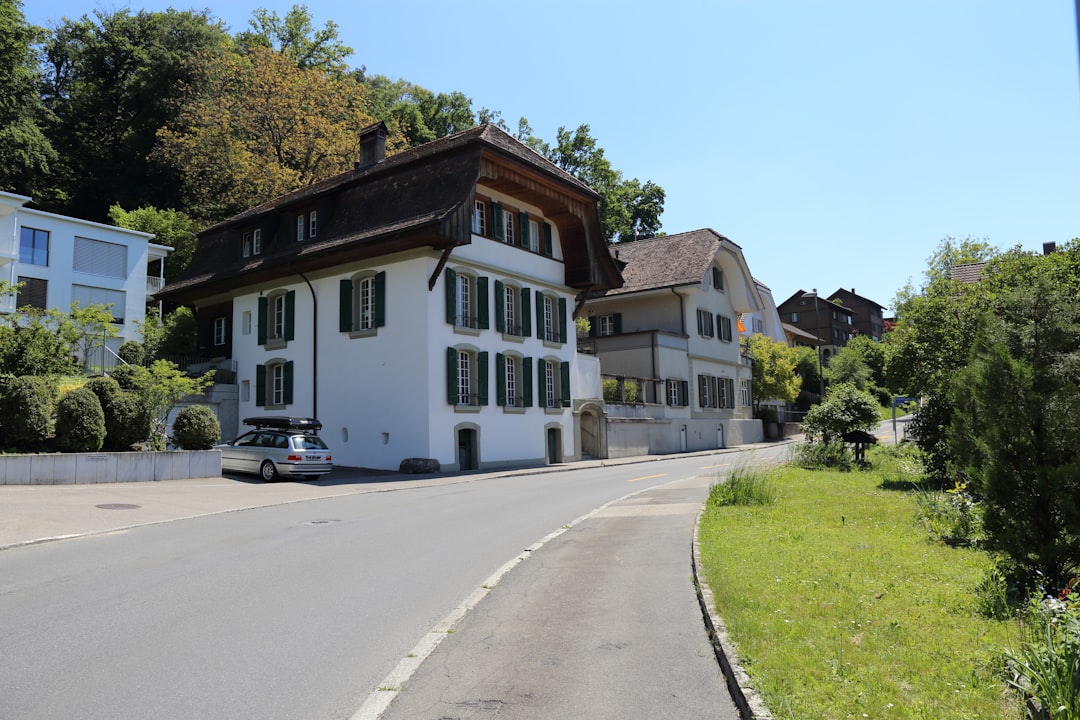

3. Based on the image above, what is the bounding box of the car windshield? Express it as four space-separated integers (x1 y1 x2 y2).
292 435 328 450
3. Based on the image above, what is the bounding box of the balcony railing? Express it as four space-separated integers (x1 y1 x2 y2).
147 276 164 294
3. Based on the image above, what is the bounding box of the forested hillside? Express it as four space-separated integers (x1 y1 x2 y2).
1 0 665 279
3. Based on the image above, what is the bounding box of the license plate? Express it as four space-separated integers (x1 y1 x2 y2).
305 455 324 462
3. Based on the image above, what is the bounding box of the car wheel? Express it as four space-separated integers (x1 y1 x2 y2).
260 460 279 482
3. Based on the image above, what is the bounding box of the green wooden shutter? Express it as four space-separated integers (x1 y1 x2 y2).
255 364 266 406
521 287 532 337
537 357 546 406
283 361 294 405
560 361 571 407
373 271 386 327
257 297 268 345
339 279 353 332
699 375 707 408
444 268 457 325
558 297 567 344
496 352 506 406
477 276 489 329
518 212 529 247
284 290 295 341
543 223 553 257
613 312 623 334
494 280 505 332
446 347 458 405
535 291 544 341
680 380 689 407
523 356 533 407
492 202 504 241
478 352 489 406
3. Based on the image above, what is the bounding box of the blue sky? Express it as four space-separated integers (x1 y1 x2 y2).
27 1 1080 313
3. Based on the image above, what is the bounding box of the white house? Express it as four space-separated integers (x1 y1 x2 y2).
160 123 623 471
581 229 766 455
0 191 170 356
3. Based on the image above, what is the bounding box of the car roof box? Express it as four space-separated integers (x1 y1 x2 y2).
242 416 322 432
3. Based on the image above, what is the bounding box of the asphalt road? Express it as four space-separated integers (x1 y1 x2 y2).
0 451 779 720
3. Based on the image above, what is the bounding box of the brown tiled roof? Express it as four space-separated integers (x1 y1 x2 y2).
595 229 736 297
950 262 986 284
161 124 617 303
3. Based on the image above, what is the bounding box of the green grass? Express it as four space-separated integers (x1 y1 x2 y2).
698 448 1020 720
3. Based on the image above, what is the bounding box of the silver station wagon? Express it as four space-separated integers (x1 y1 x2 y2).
218 417 332 481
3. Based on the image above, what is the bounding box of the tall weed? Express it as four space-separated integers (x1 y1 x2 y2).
708 465 776 507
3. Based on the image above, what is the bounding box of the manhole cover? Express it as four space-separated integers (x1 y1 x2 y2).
95 503 141 510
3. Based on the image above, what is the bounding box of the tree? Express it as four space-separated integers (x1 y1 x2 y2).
360 75 475 148
947 245 1080 590
237 4 353 74
61 302 119 372
108 204 199 284
744 334 801 415
0 0 56 196
113 360 213 449
40 8 232 220
156 46 378 222
793 345 823 406
801 382 880 445
826 335 890 403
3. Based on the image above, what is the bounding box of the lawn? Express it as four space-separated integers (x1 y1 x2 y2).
697 448 1020 720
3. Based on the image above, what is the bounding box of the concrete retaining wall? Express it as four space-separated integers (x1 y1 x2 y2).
0 451 221 485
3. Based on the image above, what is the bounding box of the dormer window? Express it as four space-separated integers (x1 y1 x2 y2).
242 228 262 257
296 210 318 241
308 210 317 238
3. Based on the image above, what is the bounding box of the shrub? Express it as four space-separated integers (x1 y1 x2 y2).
708 465 776 507
602 377 640 403
913 481 983 547
109 364 151 393
117 341 145 366
790 440 854 471
103 391 152 450
54 387 106 452
1005 583 1080 719
0 375 55 449
801 382 880 444
171 405 220 450
83 376 121 409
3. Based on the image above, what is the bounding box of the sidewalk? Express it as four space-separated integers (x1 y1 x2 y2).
0 440 791 551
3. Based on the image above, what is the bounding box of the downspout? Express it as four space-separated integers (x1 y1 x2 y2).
670 287 686 335
295 269 318 420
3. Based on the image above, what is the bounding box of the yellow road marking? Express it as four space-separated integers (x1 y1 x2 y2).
628 473 668 483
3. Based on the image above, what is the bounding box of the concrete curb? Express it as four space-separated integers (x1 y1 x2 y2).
693 505 775 720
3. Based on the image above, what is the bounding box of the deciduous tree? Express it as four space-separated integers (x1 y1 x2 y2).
744 334 801 415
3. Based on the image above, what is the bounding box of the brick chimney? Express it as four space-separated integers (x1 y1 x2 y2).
357 121 388 170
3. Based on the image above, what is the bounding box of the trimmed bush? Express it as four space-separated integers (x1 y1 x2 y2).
171 405 220 450
117 341 145 366
109 364 151 393
84 376 121 409
0 375 55 450
55 387 106 452
103 391 152 450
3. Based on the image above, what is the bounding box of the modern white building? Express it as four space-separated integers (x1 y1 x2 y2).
0 191 170 353
160 123 622 471
581 229 767 455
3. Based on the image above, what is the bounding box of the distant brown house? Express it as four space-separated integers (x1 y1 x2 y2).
776 289 854 362
827 288 886 341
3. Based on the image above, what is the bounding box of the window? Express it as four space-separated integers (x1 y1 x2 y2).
740 379 752 407
296 215 305 241
497 352 532 408
598 314 621 336
696 308 714 337
698 375 735 409
340 272 386 334
72 285 125 323
472 200 486 235
539 358 570 409
712 266 724 291
528 219 539 253
502 210 514 245
446 347 488 407
213 317 226 346
15 276 47 310
19 227 49 266
74 237 127 278
667 379 689 407
718 315 733 342
242 311 252 335
536 292 566 344
256 360 293 407
258 290 295 345
308 210 317 238
243 229 263 257
444 269 488 330
789 312 799 323
494 280 530 337
699 375 712 408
